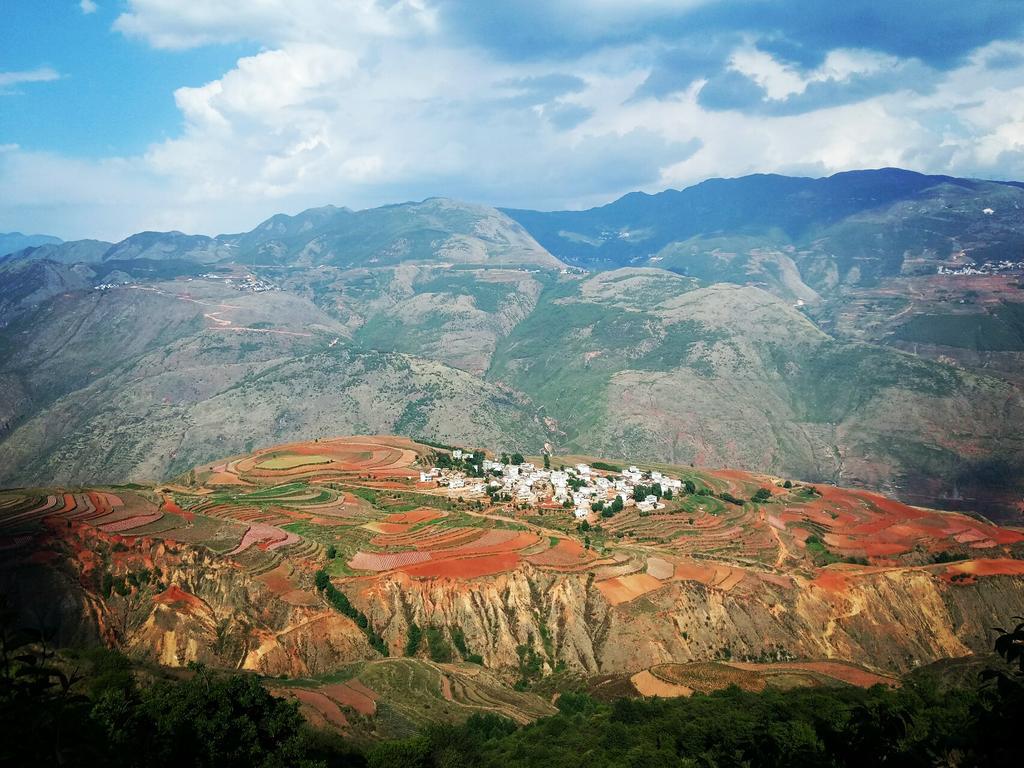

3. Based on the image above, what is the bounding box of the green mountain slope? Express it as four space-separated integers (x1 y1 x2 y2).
1 182 1022 516
487 269 1024 504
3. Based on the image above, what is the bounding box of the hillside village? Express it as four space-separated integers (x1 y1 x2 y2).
418 449 683 521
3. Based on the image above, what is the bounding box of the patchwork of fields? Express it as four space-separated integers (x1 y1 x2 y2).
1 433 1022 732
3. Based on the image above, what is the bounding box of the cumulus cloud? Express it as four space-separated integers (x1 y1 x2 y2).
2 1 1024 239
80 0 98 15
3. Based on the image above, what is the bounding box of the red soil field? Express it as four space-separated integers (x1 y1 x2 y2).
597 573 664 605
945 559 1024 578
152 584 206 612
402 552 520 578
320 681 378 716
384 508 444 524
227 523 294 554
348 550 432 571
100 512 163 533
160 493 192 522
727 661 898 688
525 538 595 568
290 689 348 729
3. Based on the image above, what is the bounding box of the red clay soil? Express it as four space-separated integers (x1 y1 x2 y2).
348 550 432 571
385 508 444 524
597 573 665 605
321 681 378 716
160 493 193 522
402 552 520 578
152 584 206 612
810 568 854 593
945 559 1024 578
727 661 898 688
526 538 595 567
291 689 349 729
99 512 163 533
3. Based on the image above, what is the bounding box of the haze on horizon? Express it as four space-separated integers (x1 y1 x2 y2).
2 0 1024 241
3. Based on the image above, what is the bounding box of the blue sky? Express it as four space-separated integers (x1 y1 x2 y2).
3 1 1024 240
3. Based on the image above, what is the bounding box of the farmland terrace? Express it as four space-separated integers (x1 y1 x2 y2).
1 434 1022 736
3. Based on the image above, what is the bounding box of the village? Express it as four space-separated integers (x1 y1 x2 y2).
417 449 683 521
936 258 1024 276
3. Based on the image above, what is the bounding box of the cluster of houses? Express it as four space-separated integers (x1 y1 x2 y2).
197 272 277 293
420 451 684 521
936 259 1024 276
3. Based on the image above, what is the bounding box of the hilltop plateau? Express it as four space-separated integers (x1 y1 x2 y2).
1 435 1022 737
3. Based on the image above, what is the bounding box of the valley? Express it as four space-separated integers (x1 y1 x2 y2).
2 170 1023 522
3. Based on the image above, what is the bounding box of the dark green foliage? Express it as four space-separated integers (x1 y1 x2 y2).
513 642 545 691
0 612 360 768
425 626 453 663
893 305 1024 351
405 623 423 657
683 480 697 495
510 453 525 465
450 626 469 659
3 613 1024 768
326 544 338 560
314 570 387 656
590 461 621 472
718 491 745 506
804 535 840 566
783 480 793 489
932 550 967 564
752 488 773 503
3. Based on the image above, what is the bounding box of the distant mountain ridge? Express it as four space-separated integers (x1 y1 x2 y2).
1 169 1022 518
0 231 62 258
503 168 1024 280
4 198 561 270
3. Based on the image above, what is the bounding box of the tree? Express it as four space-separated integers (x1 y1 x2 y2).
543 453 550 469
405 623 423 657
683 480 697 495
326 544 338 560
752 488 772 503
510 453 525 465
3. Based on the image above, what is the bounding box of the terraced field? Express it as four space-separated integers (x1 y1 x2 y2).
634 660 899 697
2 433 1021 733
272 658 555 738
2 436 1020 592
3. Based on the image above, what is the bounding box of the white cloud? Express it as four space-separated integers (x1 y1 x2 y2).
80 0 98 15
113 0 437 49
3 7 1024 240
0 67 60 92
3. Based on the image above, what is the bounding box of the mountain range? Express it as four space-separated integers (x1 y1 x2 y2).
1 168 1022 519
